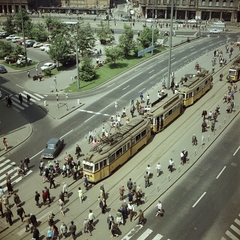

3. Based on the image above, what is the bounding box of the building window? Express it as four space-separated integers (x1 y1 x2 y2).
163 0 167 4
157 0 161 4
182 0 186 6
202 1 205 6
209 0 212 7
176 0 180 5
230 1 233 7
223 0 226 7
190 0 194 6
216 0 219 6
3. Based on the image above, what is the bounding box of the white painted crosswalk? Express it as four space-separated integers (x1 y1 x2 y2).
221 214 240 240
78 109 111 117
0 156 33 192
0 88 47 112
121 226 169 240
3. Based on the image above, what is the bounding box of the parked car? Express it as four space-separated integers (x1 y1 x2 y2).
33 42 43 48
0 65 7 73
41 62 56 71
4 56 18 63
188 19 197 23
16 57 32 65
41 138 64 159
0 32 9 38
40 44 51 51
23 40 36 47
6 35 15 40
146 18 154 23
12 36 22 43
119 17 131 21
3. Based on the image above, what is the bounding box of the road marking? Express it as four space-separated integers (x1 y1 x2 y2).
16 84 23 89
60 129 73 139
149 70 154 74
137 229 153 240
171 57 175 61
233 146 240 156
107 83 115 88
121 225 143 240
23 91 41 101
139 88 145 93
230 224 240 235
0 161 17 174
123 85 130 90
225 230 239 240
192 192 207 208
216 166 226 179
152 233 163 240
149 74 156 79
0 159 10 168
234 218 240 226
34 93 45 99
147 65 153 70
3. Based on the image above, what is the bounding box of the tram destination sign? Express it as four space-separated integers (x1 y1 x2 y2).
138 45 155 57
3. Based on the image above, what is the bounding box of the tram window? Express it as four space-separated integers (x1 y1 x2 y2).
196 87 199 92
168 109 173 116
109 154 115 163
127 142 130 150
189 92 192 98
123 144 126 153
136 134 141 142
165 112 169 118
100 161 103 169
142 130 146 137
205 80 208 85
83 164 93 172
95 163 99 171
103 159 107 166
116 148 123 158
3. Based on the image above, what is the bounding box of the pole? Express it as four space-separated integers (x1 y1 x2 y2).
76 42 80 89
20 0 27 67
167 0 174 89
151 9 154 55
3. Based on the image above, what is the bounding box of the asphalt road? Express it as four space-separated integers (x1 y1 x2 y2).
1 32 238 166
126 115 240 240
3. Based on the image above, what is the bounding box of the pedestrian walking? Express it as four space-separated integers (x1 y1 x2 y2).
26 94 31 104
0 185 4 199
116 210 123 226
47 227 53 240
53 225 59 239
42 190 47 206
192 134 197 146
146 94 150 105
62 182 69 198
23 214 31 232
88 130 93 143
127 178 133 192
156 200 163 217
24 156 30 170
5 207 13 226
128 202 134 222
119 185 125 200
99 198 107 214
17 205 25 222
156 163 161 177
0 201 4 217
49 176 56 189
35 191 40 207
83 218 92 235
88 209 95 228
32 227 40 240
27 71 30 78
144 171 149 188
45 187 51 204
58 199 65 216
140 92 144 103
83 175 89 190
18 93 23 105
75 144 81 159
168 158 174 172
3 138 8 151
39 160 44 175
60 222 68 239
110 221 119 237
6 181 13 195
2 194 10 209
107 214 114 232
78 187 83 203
69 221 76 240
30 213 38 230
146 164 151 175
138 209 144 225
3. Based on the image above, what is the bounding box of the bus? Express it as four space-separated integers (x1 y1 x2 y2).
178 70 213 107
82 117 151 183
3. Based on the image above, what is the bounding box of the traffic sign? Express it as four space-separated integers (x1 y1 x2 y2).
138 46 155 57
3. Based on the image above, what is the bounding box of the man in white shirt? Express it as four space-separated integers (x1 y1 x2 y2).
156 163 161 177
88 209 95 228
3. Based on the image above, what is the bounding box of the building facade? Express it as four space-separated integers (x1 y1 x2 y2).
138 0 240 22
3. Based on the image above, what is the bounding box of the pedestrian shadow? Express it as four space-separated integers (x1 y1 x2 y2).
75 230 83 238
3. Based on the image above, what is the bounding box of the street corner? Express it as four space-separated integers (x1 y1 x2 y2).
39 100 85 119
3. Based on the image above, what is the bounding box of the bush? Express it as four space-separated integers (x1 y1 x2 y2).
43 68 52 76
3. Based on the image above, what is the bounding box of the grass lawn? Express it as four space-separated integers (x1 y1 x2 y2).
65 46 166 92
0 60 38 71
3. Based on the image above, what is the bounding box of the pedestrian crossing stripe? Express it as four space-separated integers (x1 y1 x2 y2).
137 229 153 240
225 230 239 240
79 109 111 117
222 216 240 240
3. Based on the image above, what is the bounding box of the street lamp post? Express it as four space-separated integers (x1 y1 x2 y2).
20 0 27 67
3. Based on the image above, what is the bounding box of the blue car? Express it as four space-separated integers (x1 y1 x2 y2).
0 65 7 73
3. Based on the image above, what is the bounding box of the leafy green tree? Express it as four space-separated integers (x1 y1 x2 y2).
80 57 96 82
118 24 135 58
48 33 72 66
30 23 48 42
3 16 15 34
137 27 159 48
75 22 95 57
14 8 32 33
44 16 67 38
0 41 13 58
105 46 123 64
44 15 57 31
96 21 113 45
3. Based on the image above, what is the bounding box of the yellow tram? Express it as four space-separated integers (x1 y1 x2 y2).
82 118 151 183
228 56 240 82
178 70 213 107
144 93 183 133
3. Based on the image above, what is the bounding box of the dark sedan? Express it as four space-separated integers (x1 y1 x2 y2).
41 138 64 159
0 65 7 73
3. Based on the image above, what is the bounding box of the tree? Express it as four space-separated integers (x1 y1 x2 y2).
44 16 67 38
105 46 123 64
137 27 159 48
14 8 32 33
79 57 96 82
0 41 13 59
30 23 48 42
3 16 15 34
96 21 113 45
75 22 95 57
11 45 25 59
118 24 135 58
48 33 72 66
